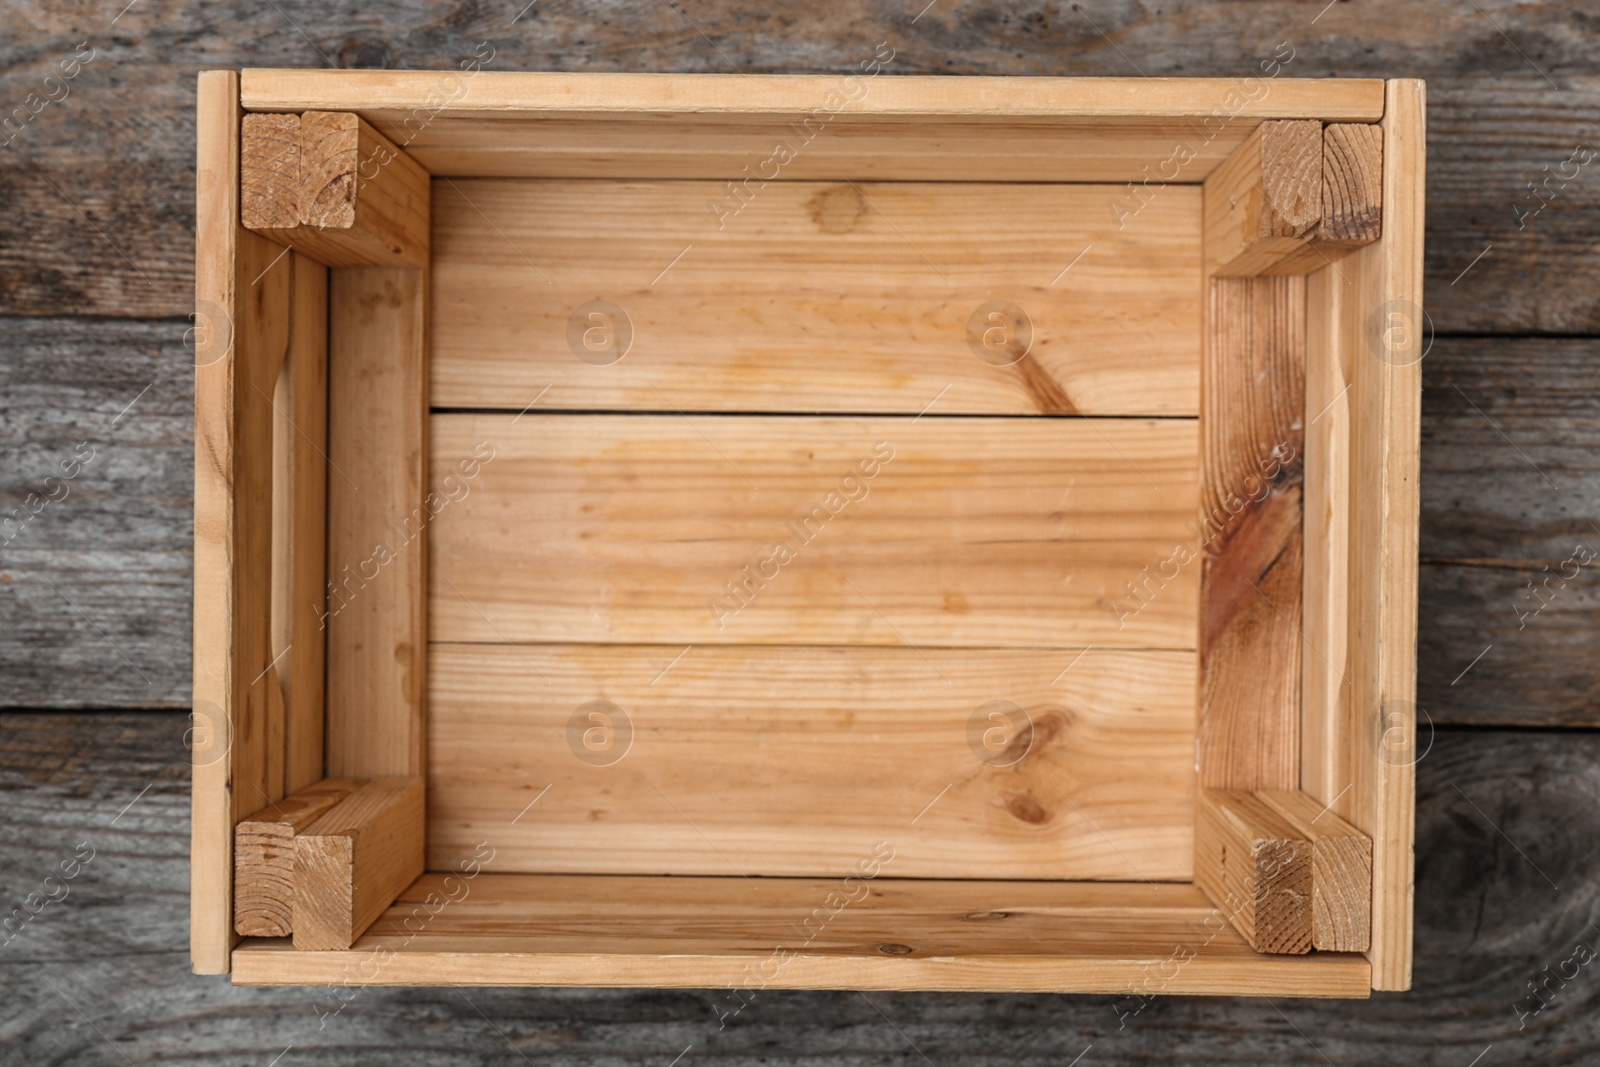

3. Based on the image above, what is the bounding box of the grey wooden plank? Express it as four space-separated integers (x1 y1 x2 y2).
1423 338 1600 563
0 318 191 709
1417 336 1600 726
0 710 1594 1064
0 3 1598 332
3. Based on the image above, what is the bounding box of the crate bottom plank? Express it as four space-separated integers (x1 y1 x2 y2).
231 873 1370 995
428 644 1197 882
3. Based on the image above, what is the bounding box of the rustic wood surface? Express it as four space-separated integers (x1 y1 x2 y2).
0 711 1594 1064
2 0 1598 1059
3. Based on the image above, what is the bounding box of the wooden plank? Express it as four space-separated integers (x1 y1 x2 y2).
1420 561 1600 727
431 180 1200 416
241 70 1387 121
191 68 290 976
428 414 1199 649
325 268 428 778
381 115 1288 183
1333 79 1425 992
233 778 361 937
292 777 426 951
1259 789 1373 953
1193 790 1312 955
279 252 328 793
0 317 193 708
1203 120 1323 277
1301 263 1353 801
1197 276 1305 791
235 873 1369 995
428 645 1196 881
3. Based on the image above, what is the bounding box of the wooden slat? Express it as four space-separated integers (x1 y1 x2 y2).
383 115 1276 183
233 778 361 937
240 70 1388 121
1259 789 1372 953
1193 790 1312 955
431 180 1199 415
192 69 290 975
1197 276 1305 791
1336 78 1425 992
428 644 1196 881
325 268 428 778
1301 263 1354 802
428 414 1199 649
233 873 1371 995
292 777 426 951
280 252 328 793
1202 120 1323 277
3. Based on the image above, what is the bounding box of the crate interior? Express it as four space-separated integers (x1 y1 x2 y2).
424 170 1203 885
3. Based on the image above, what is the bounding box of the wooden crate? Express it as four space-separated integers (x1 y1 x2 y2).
192 70 1422 997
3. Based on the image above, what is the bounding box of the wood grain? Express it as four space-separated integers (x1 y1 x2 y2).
428 414 1199 649
293 112 432 268
431 179 1200 416
1203 120 1323 277
325 267 428 779
1332 80 1425 992
292 776 426 951
428 644 1196 881
234 778 360 937
1197 275 1305 791
191 68 289 975
237 873 1367 995
1260 788 1373 954
239 112 301 232
275 252 328 793
1320 124 1385 245
1300 262 1353 802
1193 789 1312 955
0 317 193 708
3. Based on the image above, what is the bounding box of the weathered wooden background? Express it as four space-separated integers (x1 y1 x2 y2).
2 0 1597 1062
